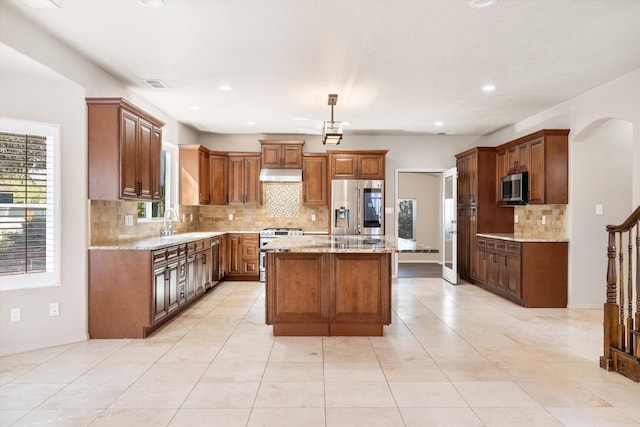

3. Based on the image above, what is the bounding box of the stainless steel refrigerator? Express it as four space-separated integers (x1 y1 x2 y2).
331 179 384 235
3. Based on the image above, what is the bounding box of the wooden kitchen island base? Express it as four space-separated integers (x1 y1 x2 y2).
265 252 391 336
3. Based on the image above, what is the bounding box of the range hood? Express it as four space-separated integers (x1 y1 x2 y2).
259 168 302 182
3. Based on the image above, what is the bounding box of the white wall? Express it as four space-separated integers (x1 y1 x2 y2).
486 68 640 307
0 3 198 355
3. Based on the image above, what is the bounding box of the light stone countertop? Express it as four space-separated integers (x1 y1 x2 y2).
477 233 569 243
88 231 254 250
260 235 439 254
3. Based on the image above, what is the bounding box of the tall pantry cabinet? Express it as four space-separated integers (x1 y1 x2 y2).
456 147 513 282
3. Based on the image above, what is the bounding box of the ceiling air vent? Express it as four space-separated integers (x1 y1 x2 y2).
144 79 168 89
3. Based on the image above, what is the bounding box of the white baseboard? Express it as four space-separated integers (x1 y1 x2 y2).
566 304 602 310
398 261 442 265
0 333 90 357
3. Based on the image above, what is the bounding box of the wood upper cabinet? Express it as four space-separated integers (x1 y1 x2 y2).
179 145 210 205
209 152 228 205
302 153 328 206
328 150 387 180
259 140 304 169
496 129 569 205
228 153 261 205
87 98 164 201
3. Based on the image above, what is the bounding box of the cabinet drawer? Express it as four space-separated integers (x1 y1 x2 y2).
486 239 497 251
495 240 506 252
153 249 167 264
166 245 181 260
477 237 487 248
505 241 521 254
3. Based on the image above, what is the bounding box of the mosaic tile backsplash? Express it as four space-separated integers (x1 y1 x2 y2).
90 183 328 245
513 204 567 239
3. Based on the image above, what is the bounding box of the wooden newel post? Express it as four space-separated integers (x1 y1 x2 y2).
600 230 618 370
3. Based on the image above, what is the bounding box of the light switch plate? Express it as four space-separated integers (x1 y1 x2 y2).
11 308 20 322
49 302 59 317
595 204 604 215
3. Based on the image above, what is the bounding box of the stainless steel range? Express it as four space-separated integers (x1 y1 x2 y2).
259 228 303 281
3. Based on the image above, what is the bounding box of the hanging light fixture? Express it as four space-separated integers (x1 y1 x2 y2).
322 94 343 145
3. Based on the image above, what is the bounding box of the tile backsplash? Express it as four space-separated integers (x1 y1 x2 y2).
90 183 328 245
513 204 567 239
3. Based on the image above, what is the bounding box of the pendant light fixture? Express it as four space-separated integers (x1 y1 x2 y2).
322 94 343 145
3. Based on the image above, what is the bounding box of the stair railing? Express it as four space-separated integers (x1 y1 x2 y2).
600 204 640 377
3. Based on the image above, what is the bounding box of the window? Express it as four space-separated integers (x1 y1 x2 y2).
137 149 170 220
0 118 60 290
398 198 416 240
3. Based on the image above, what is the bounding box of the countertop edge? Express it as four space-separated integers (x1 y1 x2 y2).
477 233 569 243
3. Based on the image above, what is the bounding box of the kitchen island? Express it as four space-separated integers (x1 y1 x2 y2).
262 235 438 336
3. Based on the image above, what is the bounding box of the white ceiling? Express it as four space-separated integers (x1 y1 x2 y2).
5 0 640 136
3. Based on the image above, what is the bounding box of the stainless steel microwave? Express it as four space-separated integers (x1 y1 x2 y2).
500 171 528 204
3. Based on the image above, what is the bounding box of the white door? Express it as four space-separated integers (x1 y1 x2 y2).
442 167 457 284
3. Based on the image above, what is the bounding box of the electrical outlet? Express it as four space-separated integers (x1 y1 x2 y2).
11 308 20 322
311 214 316 222
541 215 546 225
124 214 134 226
514 214 519 224
228 213 234 221
49 302 60 317
595 204 604 215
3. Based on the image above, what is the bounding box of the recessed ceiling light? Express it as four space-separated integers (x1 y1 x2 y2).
136 0 164 7
189 106 200 110
482 84 496 92
246 121 256 126
218 85 233 91
434 121 444 126
21 0 59 8
468 0 497 9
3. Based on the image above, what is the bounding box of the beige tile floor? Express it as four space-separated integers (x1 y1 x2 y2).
1 278 639 427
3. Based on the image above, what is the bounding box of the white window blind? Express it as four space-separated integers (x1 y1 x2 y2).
0 119 59 290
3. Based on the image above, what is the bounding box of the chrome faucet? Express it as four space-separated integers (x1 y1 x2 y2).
161 207 179 236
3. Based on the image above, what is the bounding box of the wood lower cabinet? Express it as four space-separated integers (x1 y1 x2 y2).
266 252 391 336
89 237 213 339
226 233 259 280
302 153 328 206
475 236 567 307
87 98 164 201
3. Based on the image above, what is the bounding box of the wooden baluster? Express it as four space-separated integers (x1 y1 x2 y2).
626 230 633 355
635 221 640 357
607 231 617 304
618 232 626 351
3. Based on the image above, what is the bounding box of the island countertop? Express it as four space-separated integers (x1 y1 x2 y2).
260 235 439 253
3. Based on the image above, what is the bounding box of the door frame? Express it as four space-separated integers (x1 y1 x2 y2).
394 168 446 278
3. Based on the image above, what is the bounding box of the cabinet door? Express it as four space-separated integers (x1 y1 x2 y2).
507 146 517 174
529 138 545 203
210 154 228 205
177 259 186 305
302 155 328 206
496 150 507 202
199 150 210 204
517 142 530 172
261 145 281 168
151 127 162 200
467 153 478 204
166 259 180 314
506 255 521 298
496 253 508 292
281 145 303 168
487 252 499 289
136 118 153 200
227 234 241 275
120 110 139 199
456 207 469 279
358 154 385 180
228 157 245 205
244 156 261 205
330 153 358 179
186 253 197 300
152 264 168 323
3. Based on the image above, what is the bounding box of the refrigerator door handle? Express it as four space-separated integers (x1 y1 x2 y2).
356 186 361 234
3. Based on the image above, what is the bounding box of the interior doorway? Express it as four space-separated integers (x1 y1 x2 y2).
395 169 444 278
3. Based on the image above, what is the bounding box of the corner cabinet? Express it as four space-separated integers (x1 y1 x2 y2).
179 145 210 205
328 150 387 180
259 140 304 169
496 129 569 204
302 153 328 206
87 98 164 201
226 233 259 280
228 153 261 205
